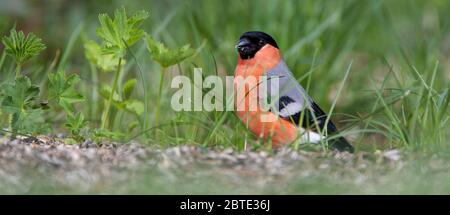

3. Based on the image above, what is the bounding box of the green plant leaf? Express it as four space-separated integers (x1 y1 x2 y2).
123 78 137 100
94 128 125 140
99 85 122 103
99 85 143 116
96 7 149 58
1 76 39 114
64 138 78 145
146 35 195 68
123 99 144 115
12 108 50 134
2 28 46 65
127 121 139 133
0 76 49 134
84 40 123 72
65 112 87 136
48 70 84 113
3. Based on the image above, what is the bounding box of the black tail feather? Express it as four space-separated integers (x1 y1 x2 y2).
329 135 354 153
324 117 354 153
277 97 354 152
312 102 354 153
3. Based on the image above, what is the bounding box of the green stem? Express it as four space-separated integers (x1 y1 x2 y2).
15 64 22 78
8 114 15 140
9 63 23 139
101 57 123 130
0 51 6 72
89 63 99 120
154 67 166 131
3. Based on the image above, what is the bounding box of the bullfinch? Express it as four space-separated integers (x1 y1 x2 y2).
234 31 354 152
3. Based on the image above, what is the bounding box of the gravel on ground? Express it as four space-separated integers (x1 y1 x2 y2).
0 135 403 194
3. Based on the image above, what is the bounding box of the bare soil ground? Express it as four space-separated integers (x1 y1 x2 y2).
0 135 414 194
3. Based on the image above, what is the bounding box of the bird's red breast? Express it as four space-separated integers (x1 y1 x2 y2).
234 44 298 148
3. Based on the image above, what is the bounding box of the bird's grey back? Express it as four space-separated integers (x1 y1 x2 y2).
265 60 313 114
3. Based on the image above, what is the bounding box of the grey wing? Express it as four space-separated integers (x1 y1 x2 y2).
263 60 354 152
264 61 328 131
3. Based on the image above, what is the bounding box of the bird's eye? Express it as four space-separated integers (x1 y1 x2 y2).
258 40 264 45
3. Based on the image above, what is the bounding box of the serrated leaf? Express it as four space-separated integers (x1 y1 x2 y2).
123 99 144 115
0 76 49 134
99 85 122 103
98 84 143 116
99 85 143 116
96 7 149 58
12 108 50 134
65 112 87 136
146 35 195 68
1 76 39 114
2 28 46 65
48 70 84 113
123 78 137 100
84 40 123 72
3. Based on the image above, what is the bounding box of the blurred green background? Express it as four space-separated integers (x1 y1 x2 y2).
1 0 450 194
0 0 449 150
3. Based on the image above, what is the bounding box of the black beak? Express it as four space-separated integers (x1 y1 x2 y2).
236 38 251 51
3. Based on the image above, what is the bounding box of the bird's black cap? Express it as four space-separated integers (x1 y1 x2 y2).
236 31 278 59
